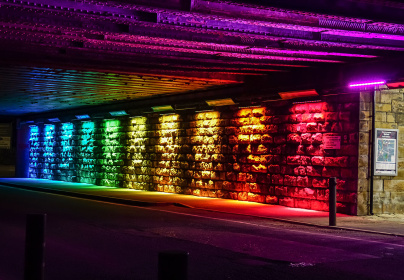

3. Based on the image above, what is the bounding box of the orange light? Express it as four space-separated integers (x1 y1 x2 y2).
278 89 318 100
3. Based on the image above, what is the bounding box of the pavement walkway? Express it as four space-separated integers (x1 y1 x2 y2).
1 178 404 237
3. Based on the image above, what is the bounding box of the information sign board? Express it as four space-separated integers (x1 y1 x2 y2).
374 128 398 176
323 134 341 149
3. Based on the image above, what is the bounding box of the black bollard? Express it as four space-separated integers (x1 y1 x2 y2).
329 177 337 226
24 214 46 280
158 251 189 280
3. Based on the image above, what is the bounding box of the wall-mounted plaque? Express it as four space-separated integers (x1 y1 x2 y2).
323 134 341 149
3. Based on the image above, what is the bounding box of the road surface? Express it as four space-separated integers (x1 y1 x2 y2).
1 185 403 280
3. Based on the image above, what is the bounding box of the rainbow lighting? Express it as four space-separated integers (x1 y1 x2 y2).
348 80 385 87
42 124 56 179
78 121 96 184
28 125 40 178
59 122 75 181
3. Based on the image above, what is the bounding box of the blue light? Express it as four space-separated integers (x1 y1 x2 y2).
109 110 128 116
75 114 91 120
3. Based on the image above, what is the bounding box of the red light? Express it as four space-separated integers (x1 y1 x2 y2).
278 89 318 100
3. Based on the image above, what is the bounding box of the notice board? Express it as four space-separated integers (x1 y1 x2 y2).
374 128 399 176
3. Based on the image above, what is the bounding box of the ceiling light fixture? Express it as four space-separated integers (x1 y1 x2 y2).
109 110 128 116
205 98 235 106
278 89 318 100
151 105 174 112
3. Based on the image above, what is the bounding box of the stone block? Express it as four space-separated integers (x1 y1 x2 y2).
287 133 301 144
272 174 284 185
295 199 311 209
322 167 340 177
312 133 323 144
294 166 306 176
306 145 324 156
241 164 251 173
311 156 324 166
238 192 248 201
312 178 328 188
325 112 339 121
384 180 404 192
252 144 268 154
359 120 370 132
266 124 278 133
302 113 314 123
290 114 303 123
301 156 311 165
251 164 267 173
306 123 318 132
248 193 265 203
324 156 348 167
301 133 312 144
287 155 300 165
311 200 328 211
313 113 325 122
377 103 392 112
266 195 278 204
281 165 294 175
306 165 322 176
284 175 297 186
279 197 294 207
290 103 309 114
216 190 229 199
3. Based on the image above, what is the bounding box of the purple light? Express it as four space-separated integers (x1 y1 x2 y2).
349 81 385 87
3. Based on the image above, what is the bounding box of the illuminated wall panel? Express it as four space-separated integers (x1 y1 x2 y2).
187 111 226 198
97 120 124 187
25 94 359 214
55 122 76 182
123 117 152 190
28 125 40 178
77 121 97 184
41 124 56 180
226 107 272 203
153 114 187 193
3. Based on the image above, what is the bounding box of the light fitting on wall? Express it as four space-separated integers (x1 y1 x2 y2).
278 89 318 100
205 98 235 106
348 80 385 87
152 105 174 112
75 114 91 120
109 110 128 116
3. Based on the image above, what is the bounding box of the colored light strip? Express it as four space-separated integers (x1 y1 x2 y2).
109 110 128 116
278 89 318 100
152 105 174 112
75 114 90 120
206 98 235 106
348 81 385 87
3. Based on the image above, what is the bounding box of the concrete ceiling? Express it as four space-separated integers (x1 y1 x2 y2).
0 0 404 117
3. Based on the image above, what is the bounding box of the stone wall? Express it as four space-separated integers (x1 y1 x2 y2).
359 88 404 214
27 94 360 214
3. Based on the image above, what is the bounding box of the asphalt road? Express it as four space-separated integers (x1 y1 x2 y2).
1 185 404 280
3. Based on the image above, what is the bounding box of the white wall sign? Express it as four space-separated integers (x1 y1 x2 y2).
374 128 398 176
323 134 341 149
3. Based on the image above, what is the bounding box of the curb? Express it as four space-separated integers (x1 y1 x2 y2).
2 181 404 238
